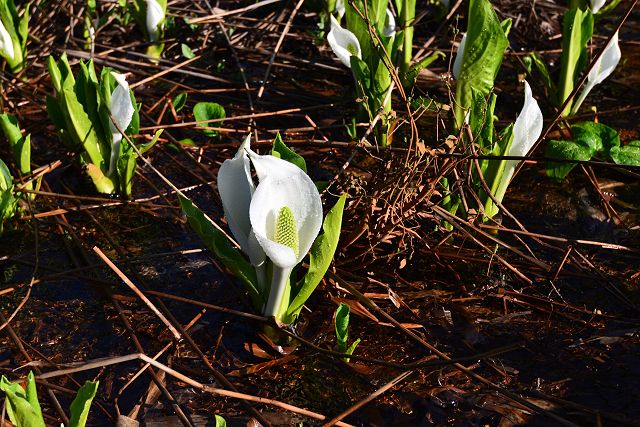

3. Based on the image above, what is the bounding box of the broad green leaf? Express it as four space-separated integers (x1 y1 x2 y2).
284 194 346 324
609 140 640 166
172 93 188 113
572 121 619 152
181 43 195 59
545 139 594 180
270 133 306 172
61 79 106 169
335 303 350 353
454 0 510 127
179 195 262 309
214 415 227 427
557 7 593 115
68 381 99 427
193 102 226 137
0 375 46 427
24 372 43 423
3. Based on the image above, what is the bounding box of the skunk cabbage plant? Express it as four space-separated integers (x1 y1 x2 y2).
483 81 543 217
0 372 98 427
0 0 28 72
47 53 159 197
128 0 167 58
180 134 346 326
326 0 439 145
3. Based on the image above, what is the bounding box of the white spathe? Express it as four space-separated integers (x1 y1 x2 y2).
327 14 362 68
217 135 266 268
383 9 396 38
146 0 164 42
452 33 466 79
572 31 621 114
493 81 543 203
0 17 14 60
248 153 323 270
107 72 135 177
590 0 606 14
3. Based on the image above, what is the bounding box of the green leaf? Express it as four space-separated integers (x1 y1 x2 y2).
557 7 593 115
284 194 346 324
214 415 227 427
454 0 510 127
181 43 195 59
172 93 188 113
0 374 46 427
68 381 99 427
0 113 30 175
335 303 350 353
139 129 163 154
47 55 63 93
193 102 226 137
179 195 263 309
609 140 640 166
60 77 106 169
346 338 361 357
545 139 594 180
270 133 306 172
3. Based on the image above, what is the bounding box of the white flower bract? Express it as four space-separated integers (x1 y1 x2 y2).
0 17 14 60
493 81 543 203
327 14 361 68
146 0 165 42
572 31 621 114
107 72 135 177
590 0 606 14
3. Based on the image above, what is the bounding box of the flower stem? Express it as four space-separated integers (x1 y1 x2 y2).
263 265 292 319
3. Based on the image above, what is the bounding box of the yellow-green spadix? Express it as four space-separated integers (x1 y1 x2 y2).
327 14 361 68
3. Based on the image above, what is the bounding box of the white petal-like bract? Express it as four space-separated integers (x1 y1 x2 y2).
590 0 606 14
248 153 323 269
0 17 14 60
452 33 466 79
493 81 543 204
327 15 362 68
217 135 256 255
383 9 396 38
573 31 621 114
107 72 135 177
146 0 165 42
